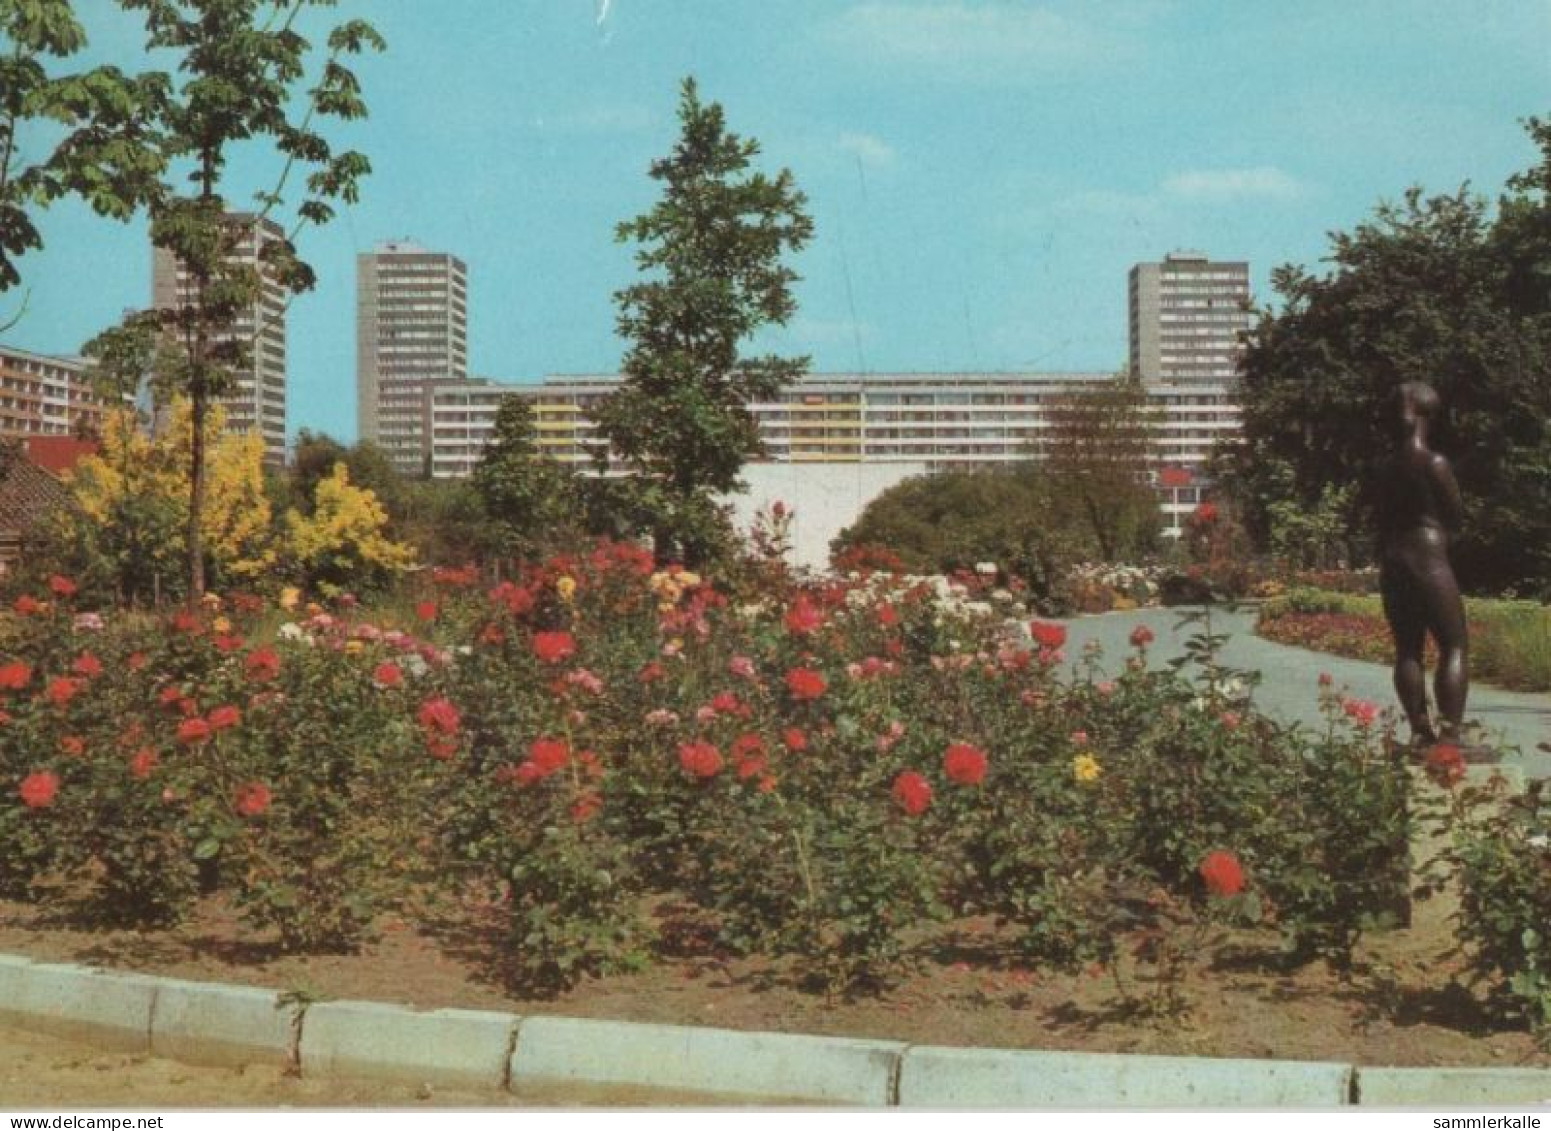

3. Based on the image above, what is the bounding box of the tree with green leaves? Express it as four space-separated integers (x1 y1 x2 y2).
1035 375 1162 563
73 0 383 600
1226 116 1551 595
1 0 166 323
471 395 580 564
591 77 813 565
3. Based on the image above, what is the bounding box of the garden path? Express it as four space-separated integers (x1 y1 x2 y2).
1051 605 1551 780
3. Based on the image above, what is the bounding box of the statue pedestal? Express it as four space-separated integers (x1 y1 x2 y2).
1453 744 1501 765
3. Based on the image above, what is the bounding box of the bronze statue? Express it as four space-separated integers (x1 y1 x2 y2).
1378 381 1467 746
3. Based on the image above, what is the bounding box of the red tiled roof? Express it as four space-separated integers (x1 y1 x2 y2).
24 436 99 475
0 453 71 542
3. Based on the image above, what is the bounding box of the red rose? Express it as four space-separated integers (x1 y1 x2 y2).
710 691 744 716
1200 850 1246 897
207 704 241 731
373 661 404 688
943 742 988 786
48 575 77 598
491 582 536 616
571 790 603 823
426 736 459 761
245 648 281 682
13 594 40 616
128 748 158 780
417 696 461 735
783 596 823 635
1194 502 1219 523
19 770 59 809
234 781 272 817
782 727 808 752
214 634 245 654
45 677 82 707
1129 625 1155 648
128 652 148 672
1342 698 1379 728
731 732 765 758
58 735 85 758
416 600 438 623
529 738 570 778
532 631 576 664
0 661 31 691
177 717 211 746
1029 621 1067 650
71 653 103 678
785 667 827 701
639 660 666 683
876 603 899 628
678 741 723 779
891 770 932 815
1424 743 1467 789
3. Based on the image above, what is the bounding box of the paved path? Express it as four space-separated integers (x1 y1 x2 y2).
1048 605 1551 781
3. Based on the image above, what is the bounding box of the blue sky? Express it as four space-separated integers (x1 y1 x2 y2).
6 0 1548 444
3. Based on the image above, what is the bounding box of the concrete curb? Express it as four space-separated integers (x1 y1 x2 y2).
509 1015 903 1105
148 976 299 1069
299 1000 520 1090
1356 1066 1551 1106
2 954 1550 1106
897 1045 1352 1107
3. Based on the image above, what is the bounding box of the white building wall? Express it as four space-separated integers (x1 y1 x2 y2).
724 461 931 573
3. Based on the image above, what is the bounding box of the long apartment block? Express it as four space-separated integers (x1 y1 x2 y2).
425 372 1238 482
0 344 116 439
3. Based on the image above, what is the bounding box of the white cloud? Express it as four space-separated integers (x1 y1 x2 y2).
837 131 898 168
1161 166 1305 203
821 2 1135 79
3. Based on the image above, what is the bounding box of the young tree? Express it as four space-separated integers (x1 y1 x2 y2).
1036 375 1162 562
591 77 813 564
79 0 383 600
471 395 578 563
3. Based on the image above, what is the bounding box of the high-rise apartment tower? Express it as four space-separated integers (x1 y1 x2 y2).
151 212 289 465
357 241 468 476
1128 252 1252 386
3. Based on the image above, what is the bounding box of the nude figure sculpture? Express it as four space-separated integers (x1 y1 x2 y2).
1377 381 1468 746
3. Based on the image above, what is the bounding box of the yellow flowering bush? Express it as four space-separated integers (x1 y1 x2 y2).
285 463 415 594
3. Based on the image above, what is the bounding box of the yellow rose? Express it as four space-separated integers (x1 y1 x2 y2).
556 576 577 603
279 586 300 611
344 640 365 657
1072 752 1103 784
212 616 232 635
678 571 701 589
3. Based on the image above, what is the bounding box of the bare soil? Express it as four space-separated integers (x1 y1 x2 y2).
1 881 1546 1077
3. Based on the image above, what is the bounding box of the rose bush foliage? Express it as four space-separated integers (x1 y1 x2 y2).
0 544 1525 1016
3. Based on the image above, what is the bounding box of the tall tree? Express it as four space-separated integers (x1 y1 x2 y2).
1036 375 1161 562
79 0 382 600
591 77 813 564
1228 116 1551 594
